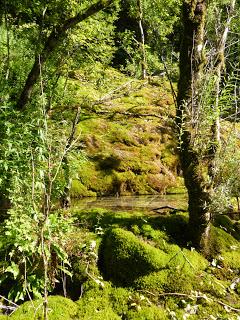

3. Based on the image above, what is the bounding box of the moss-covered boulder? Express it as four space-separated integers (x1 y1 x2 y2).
76 280 168 320
99 228 168 285
10 296 78 320
126 306 167 320
210 226 239 253
77 282 127 319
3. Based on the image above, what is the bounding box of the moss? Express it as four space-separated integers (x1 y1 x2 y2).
10 296 78 320
220 250 240 270
70 179 96 198
210 226 239 253
73 208 144 233
99 227 208 288
134 264 205 295
147 213 189 245
76 281 129 319
133 270 169 294
64 70 178 197
126 306 167 320
147 174 175 194
76 280 168 320
193 302 237 320
77 290 121 320
99 228 168 285
213 215 240 240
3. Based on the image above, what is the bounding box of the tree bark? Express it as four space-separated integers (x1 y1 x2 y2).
137 0 147 79
177 0 212 252
16 0 114 110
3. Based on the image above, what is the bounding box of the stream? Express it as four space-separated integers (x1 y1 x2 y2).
72 193 188 212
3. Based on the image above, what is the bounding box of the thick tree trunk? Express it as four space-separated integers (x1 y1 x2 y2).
16 0 114 110
176 0 236 251
177 0 212 251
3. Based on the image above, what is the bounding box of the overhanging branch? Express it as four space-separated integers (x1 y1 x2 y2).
16 0 114 110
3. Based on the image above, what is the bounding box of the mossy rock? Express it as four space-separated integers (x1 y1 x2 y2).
126 306 167 320
77 281 129 319
133 270 169 294
99 228 168 285
70 179 96 198
10 296 78 320
210 226 239 253
133 264 205 295
213 215 240 240
147 213 189 245
220 250 240 270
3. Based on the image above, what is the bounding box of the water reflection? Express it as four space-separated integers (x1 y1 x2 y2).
72 194 188 212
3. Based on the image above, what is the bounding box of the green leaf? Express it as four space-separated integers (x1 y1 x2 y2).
5 262 20 279
58 265 72 278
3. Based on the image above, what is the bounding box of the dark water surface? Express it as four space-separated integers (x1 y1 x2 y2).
72 194 188 212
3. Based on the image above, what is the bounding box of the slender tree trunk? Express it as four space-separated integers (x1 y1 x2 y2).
61 107 81 209
137 0 147 79
211 0 236 147
177 0 212 252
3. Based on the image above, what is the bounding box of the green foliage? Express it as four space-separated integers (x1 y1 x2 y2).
0 104 74 302
10 296 78 320
116 0 181 76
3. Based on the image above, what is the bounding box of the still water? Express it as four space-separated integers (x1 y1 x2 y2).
72 194 188 212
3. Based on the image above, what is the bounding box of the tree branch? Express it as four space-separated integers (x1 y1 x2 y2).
16 0 114 110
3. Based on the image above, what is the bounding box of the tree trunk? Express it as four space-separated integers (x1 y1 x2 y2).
137 0 147 79
177 0 212 252
60 107 81 209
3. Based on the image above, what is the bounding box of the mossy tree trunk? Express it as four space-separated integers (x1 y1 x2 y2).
177 0 213 252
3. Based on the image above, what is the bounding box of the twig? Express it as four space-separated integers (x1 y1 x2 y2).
92 80 148 106
94 109 164 119
217 300 240 312
138 291 240 313
161 56 177 107
0 294 18 307
0 305 17 311
153 205 187 212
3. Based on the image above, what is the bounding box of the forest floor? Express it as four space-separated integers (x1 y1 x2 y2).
52 68 183 198
2 69 240 319
10 208 240 320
